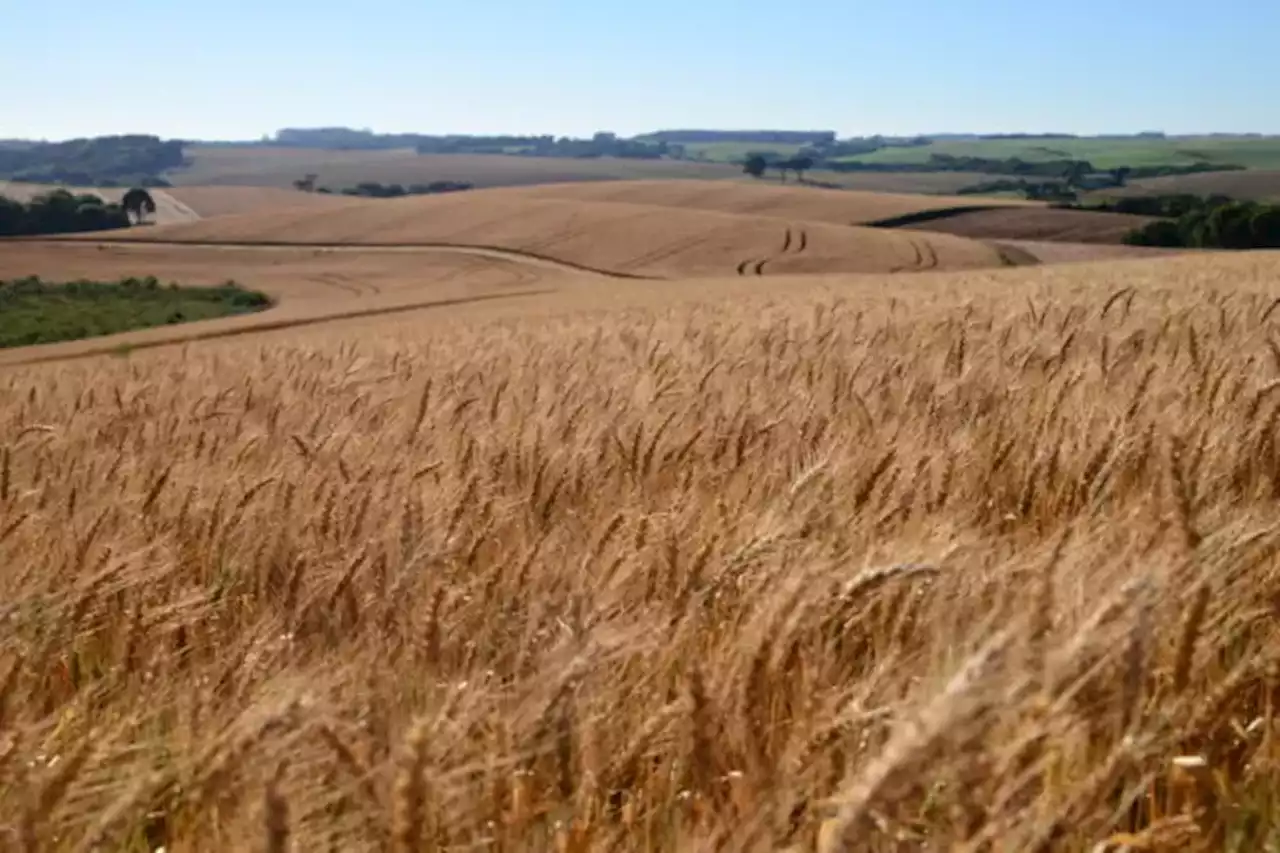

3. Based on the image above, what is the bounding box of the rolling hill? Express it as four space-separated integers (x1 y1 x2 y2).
59 191 1008 278
892 206 1157 244
169 145 1020 196
1113 169 1280 201
503 179 1037 225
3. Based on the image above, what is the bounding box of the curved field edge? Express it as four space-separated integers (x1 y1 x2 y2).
859 204 1033 228
24 194 1010 277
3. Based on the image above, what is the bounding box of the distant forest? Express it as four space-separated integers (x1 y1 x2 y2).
0 135 183 186
2 128 1268 190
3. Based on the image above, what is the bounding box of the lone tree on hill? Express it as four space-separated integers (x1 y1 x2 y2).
789 155 814 182
775 155 814 183
293 173 319 192
121 187 156 224
743 154 768 179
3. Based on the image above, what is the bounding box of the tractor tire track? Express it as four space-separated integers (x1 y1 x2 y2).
310 272 365 297
738 225 802 277
908 239 924 268
918 239 939 270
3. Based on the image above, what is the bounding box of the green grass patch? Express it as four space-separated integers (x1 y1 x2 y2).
840 136 1280 170
0 275 272 349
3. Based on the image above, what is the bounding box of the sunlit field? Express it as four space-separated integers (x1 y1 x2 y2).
3 252 1280 850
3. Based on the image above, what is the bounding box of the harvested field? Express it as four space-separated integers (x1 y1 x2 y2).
895 206 1155 244
161 186 363 218
4 249 1280 851
56 193 1006 278
510 178 1036 225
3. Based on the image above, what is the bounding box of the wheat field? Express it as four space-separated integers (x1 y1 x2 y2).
69 192 1005 279
2 251 1280 851
500 179 1036 225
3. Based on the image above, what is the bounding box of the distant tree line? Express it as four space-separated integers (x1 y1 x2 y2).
1087 194 1237 218
957 178 1066 197
1121 196 1280 249
270 128 676 159
640 130 838 144
0 135 184 186
294 177 474 197
270 128 931 163
828 154 1245 180
976 133 1079 140
742 153 816 182
0 190 132 236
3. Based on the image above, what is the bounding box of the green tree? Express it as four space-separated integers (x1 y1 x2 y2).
1124 220 1183 247
1204 203 1259 249
1061 161 1091 188
742 154 768 179
1250 207 1280 248
121 188 156 224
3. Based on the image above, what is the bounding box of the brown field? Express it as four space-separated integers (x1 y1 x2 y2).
161 186 363 218
504 178 1036 225
898 206 1157 244
171 145 1014 195
6 166 1280 851
1116 169 1280 201
3 248 1280 850
52 192 1006 279
993 238 1192 264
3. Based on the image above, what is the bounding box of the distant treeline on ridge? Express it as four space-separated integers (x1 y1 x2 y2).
0 135 183 187
638 130 837 144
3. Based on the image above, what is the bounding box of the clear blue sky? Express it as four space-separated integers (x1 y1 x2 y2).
4 0 1276 141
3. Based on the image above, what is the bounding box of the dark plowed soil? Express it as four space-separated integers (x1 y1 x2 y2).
899 208 1156 245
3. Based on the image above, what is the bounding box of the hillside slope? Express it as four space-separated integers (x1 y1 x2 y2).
506 179 1037 225
897 207 1155 244
64 193 1007 278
